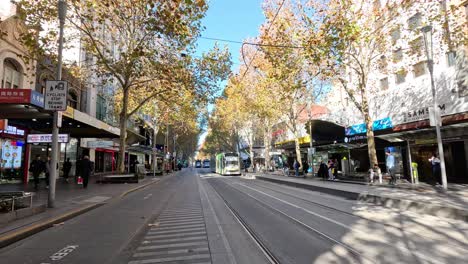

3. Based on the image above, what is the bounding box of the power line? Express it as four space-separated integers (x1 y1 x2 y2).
200 36 304 49
240 0 286 81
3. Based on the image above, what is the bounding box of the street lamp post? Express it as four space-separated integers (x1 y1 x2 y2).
421 25 447 189
49 0 66 208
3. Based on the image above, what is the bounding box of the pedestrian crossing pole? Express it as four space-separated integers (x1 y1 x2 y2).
48 0 66 208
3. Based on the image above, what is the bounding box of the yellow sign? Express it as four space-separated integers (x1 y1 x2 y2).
63 106 74 118
275 135 311 146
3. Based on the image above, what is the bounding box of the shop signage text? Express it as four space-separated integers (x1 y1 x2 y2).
0 89 31 104
27 134 70 143
344 135 367 143
346 117 392 136
402 104 446 123
0 125 25 136
87 140 114 148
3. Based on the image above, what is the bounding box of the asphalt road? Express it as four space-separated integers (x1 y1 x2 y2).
0 168 467 264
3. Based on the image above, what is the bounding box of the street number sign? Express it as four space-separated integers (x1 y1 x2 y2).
45 80 68 111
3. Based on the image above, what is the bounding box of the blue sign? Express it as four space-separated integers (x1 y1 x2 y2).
30 90 44 108
345 117 393 136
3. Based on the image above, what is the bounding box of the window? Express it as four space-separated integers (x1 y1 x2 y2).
391 28 400 43
1 59 21 89
413 61 428 77
409 37 425 56
380 77 389 90
395 71 406 84
408 13 422 31
393 49 403 62
378 56 388 72
447 51 456 67
96 95 107 121
68 91 78 109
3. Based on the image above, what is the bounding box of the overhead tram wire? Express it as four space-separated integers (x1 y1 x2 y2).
240 0 286 82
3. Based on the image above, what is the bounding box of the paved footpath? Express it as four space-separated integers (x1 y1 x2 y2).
0 175 162 247
254 173 468 221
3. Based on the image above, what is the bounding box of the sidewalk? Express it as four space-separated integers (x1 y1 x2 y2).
253 172 468 222
0 174 163 248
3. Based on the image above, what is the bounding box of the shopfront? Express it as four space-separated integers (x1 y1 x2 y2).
0 125 27 184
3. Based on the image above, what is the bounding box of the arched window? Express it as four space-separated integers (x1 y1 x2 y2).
2 59 22 89
68 90 78 109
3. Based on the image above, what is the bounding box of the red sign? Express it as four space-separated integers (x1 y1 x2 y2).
0 119 7 130
0 89 31 104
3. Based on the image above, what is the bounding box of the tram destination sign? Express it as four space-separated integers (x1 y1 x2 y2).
45 80 68 111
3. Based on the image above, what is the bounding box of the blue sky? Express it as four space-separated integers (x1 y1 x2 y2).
195 0 264 69
195 0 264 147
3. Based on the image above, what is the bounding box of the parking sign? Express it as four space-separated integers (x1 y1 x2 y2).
45 81 68 111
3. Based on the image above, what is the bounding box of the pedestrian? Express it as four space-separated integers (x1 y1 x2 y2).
29 155 44 190
45 156 51 189
63 158 72 183
369 164 382 184
386 150 396 185
328 160 335 180
303 162 309 177
293 160 299 177
428 153 441 185
80 155 93 189
318 161 327 180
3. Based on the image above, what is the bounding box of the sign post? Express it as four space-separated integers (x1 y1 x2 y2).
47 0 67 208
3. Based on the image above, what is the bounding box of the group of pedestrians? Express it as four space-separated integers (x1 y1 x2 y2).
29 155 93 190
317 160 338 181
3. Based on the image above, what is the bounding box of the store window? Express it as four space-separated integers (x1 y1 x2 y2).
1 59 22 89
60 138 78 177
0 139 25 183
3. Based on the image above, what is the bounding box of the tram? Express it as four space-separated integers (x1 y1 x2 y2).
211 152 241 175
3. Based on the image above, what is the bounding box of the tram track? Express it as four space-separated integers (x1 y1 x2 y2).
206 177 372 264
237 178 468 253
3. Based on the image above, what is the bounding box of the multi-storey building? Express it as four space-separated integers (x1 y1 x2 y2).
322 0 468 183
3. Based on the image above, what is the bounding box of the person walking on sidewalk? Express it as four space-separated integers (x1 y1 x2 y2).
428 153 441 185
63 158 72 183
80 155 93 189
29 155 45 190
386 150 396 185
293 160 299 177
328 160 335 181
318 161 327 180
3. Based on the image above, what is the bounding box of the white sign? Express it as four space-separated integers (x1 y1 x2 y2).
57 112 63 128
27 134 70 143
87 140 114 148
0 125 25 136
45 80 68 111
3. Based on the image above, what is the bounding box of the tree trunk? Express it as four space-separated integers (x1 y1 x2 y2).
264 123 271 171
294 134 302 169
118 88 129 174
249 131 254 172
365 113 378 168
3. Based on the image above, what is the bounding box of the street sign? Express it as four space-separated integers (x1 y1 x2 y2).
57 112 63 128
45 80 68 111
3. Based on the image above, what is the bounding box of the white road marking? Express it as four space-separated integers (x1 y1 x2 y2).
137 241 208 251
48 245 79 261
132 247 209 258
128 254 211 264
143 194 153 200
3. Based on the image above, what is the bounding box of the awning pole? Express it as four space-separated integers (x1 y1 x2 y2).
407 140 414 184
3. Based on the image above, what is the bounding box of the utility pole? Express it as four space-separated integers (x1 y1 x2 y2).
422 25 447 189
49 0 66 208
152 113 159 177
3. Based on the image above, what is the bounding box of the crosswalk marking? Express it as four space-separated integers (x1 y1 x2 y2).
128 201 211 264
